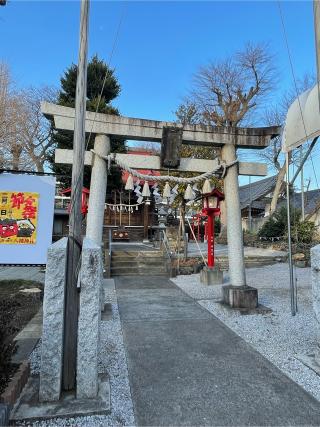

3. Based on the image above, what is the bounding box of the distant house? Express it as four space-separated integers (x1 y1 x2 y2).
239 176 279 231
239 175 320 232
278 189 320 229
240 176 278 216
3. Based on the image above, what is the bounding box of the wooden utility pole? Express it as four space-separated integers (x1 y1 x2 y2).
63 0 90 391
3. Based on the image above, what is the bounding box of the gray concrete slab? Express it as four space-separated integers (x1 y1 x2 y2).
115 275 173 290
13 308 42 363
116 275 320 426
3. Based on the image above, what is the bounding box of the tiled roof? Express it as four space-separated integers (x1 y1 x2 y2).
239 174 320 216
278 188 320 216
239 175 278 210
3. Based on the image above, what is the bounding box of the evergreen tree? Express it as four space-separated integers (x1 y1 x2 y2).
49 55 126 191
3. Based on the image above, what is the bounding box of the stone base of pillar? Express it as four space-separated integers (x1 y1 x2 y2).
10 374 110 422
200 266 223 286
222 285 258 309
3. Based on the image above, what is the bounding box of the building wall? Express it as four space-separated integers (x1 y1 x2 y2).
242 217 267 233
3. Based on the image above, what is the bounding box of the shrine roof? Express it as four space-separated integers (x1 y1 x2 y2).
239 175 278 210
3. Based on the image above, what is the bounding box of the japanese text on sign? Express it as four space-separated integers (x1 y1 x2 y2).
0 191 39 244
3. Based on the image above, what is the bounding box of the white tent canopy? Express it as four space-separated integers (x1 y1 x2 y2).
282 83 320 153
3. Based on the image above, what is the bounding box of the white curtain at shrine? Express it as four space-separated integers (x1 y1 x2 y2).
282 84 320 152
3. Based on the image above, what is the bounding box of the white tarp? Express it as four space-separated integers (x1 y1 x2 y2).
0 173 55 264
282 84 320 153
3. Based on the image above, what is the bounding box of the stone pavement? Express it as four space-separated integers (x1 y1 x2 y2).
116 275 320 426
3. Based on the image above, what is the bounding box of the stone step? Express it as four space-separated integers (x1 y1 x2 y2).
111 251 163 258
111 260 167 268
111 255 166 263
111 266 167 276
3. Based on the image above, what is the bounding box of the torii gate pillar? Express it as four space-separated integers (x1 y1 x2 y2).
221 144 246 286
221 144 258 309
86 134 110 245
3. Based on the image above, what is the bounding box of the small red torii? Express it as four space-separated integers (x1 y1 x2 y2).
60 187 90 215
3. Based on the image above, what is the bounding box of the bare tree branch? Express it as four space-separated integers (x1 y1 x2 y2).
184 42 277 127
0 62 57 171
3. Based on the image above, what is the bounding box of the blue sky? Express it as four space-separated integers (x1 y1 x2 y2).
0 1 319 187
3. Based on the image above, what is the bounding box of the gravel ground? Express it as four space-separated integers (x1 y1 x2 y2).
23 281 135 427
172 263 320 402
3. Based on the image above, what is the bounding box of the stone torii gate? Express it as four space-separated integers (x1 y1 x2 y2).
42 101 280 301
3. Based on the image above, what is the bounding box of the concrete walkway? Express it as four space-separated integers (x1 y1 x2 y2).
116 276 320 426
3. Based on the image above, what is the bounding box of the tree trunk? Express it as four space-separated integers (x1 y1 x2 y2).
34 158 44 173
270 161 287 214
11 145 22 170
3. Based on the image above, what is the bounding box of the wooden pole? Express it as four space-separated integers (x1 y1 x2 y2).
143 202 149 241
63 0 89 391
286 152 296 316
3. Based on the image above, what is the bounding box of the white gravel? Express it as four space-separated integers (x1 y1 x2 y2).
25 281 135 427
172 263 320 402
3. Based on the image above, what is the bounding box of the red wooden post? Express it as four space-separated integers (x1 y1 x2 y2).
191 217 195 241
207 213 214 267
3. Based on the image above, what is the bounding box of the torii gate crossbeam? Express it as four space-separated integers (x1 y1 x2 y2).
42 102 280 148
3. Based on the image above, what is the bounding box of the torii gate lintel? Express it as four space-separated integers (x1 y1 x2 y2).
41 102 280 149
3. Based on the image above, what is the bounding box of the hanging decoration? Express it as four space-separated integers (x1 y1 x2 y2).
184 184 194 200
105 201 145 210
134 185 141 195
202 179 212 194
172 184 179 195
125 174 134 190
142 182 151 197
93 149 236 207
163 182 171 198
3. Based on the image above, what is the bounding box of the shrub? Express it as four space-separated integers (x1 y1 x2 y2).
258 206 315 243
258 206 291 239
293 220 315 243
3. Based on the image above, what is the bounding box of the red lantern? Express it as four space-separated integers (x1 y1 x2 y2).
201 189 224 268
